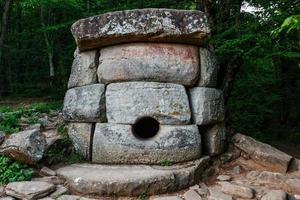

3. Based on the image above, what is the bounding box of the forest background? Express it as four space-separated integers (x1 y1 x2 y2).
0 0 299 144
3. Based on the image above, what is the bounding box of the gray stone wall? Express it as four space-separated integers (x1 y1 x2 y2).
62 8 226 163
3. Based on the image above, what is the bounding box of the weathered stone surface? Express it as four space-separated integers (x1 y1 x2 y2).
68 48 98 88
208 186 232 200
0 186 4 197
62 84 106 122
98 43 199 86
57 195 96 200
233 133 293 173
261 190 287 200
0 197 15 200
189 87 225 125
92 123 201 164
106 82 191 124
191 183 209 196
217 175 231 181
56 157 209 196
0 132 5 145
202 123 226 156
71 9 210 51
42 129 62 150
32 176 65 185
288 158 300 175
153 196 183 200
68 123 92 159
5 181 55 200
184 189 202 200
285 178 300 194
246 171 287 185
218 182 254 199
197 48 219 87
0 129 46 164
40 166 56 177
49 185 68 198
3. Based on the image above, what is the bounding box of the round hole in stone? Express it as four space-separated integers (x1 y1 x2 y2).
132 117 160 139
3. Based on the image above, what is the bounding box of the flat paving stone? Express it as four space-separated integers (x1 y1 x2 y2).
56 157 209 196
5 181 55 200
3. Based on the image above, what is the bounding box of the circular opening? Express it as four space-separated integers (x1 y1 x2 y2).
132 117 160 139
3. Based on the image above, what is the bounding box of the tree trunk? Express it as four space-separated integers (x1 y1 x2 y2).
40 5 55 79
0 0 11 64
86 0 91 13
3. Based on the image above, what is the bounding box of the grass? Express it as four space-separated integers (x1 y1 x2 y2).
0 156 33 184
0 102 62 134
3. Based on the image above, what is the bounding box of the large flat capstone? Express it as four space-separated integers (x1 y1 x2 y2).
71 9 210 51
106 82 191 124
62 84 106 122
189 87 225 125
56 157 209 196
98 43 199 86
92 123 201 164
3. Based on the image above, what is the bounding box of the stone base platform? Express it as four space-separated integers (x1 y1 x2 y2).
56 157 209 196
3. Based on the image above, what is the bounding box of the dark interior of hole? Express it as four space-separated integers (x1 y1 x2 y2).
132 117 160 139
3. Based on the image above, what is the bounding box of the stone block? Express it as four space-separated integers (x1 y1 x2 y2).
68 48 98 88
98 43 199 86
197 48 219 87
92 123 201 164
71 9 210 51
68 123 93 160
202 123 226 156
189 87 225 125
62 84 106 122
106 82 191 124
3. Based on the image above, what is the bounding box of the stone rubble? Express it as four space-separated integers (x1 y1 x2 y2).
216 175 231 181
233 133 293 173
0 129 47 164
218 181 254 199
183 189 203 200
261 190 287 200
5 181 56 200
40 166 57 177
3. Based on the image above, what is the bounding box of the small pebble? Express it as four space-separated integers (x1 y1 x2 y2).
40 167 56 176
217 175 231 181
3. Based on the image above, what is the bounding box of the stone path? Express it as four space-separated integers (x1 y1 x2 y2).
0 154 299 200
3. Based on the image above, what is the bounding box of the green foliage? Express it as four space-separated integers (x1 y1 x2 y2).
160 159 172 166
0 156 33 184
273 15 300 36
0 102 62 134
212 0 300 142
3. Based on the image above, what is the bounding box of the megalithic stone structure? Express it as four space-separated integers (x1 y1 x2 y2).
58 8 226 196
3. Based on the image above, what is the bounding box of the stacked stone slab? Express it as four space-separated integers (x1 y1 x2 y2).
61 8 226 196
